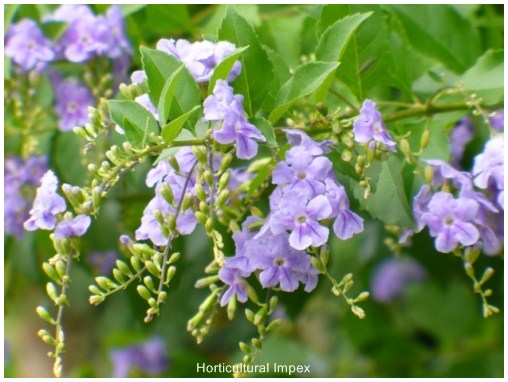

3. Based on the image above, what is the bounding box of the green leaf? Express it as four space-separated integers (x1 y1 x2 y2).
157 65 184 125
141 47 182 105
108 100 159 147
319 5 390 100
41 22 68 41
316 12 371 62
387 4 481 73
250 117 277 147
218 6 274 115
353 155 414 228
460 50 503 105
141 47 201 131
208 46 249 95
314 12 371 100
268 61 339 124
162 105 202 143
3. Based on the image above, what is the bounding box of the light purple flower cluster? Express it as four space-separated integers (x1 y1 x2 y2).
135 148 198 246
54 78 95 131
46 5 131 63
5 156 48 237
353 100 396 151
219 216 319 306
473 134 504 210
410 159 502 254
109 337 169 378
157 38 241 83
203 80 266 160
5 19 55 72
262 130 363 250
370 258 426 303
23 170 91 239
449 117 474 168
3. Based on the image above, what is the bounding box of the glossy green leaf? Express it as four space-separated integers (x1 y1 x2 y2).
218 6 274 115
268 61 339 124
162 105 201 143
460 50 504 105
314 12 371 100
319 5 390 100
108 100 159 147
316 12 371 62
157 65 184 125
209 46 249 95
141 47 201 131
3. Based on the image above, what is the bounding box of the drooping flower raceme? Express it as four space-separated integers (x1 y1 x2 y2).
409 159 502 255
371 258 426 302
157 38 241 83
262 130 363 250
420 192 480 253
5 19 55 71
219 217 319 306
24 170 67 231
5 156 48 237
54 79 95 131
203 80 266 160
353 99 396 151
109 337 169 378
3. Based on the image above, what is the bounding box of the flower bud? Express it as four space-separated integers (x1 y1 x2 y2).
420 128 431 149
137 285 152 300
219 153 233 174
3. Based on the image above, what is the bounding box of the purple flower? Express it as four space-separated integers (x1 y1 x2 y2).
325 180 364 240
421 192 480 253
272 146 331 199
156 38 241 83
489 109 504 132
54 79 95 131
450 117 474 167
203 80 265 159
219 216 319 306
219 256 252 306
473 135 504 209
131 70 146 84
5 19 54 71
424 159 472 190
284 129 332 155
269 194 332 250
103 6 131 59
110 338 169 378
49 5 108 62
353 100 396 151
4 156 48 237
24 170 67 231
371 258 426 302
54 214 91 239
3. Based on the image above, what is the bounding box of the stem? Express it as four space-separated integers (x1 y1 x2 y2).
383 101 471 122
101 266 147 299
156 160 199 296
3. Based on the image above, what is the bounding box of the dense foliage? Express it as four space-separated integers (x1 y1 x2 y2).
4 4 504 378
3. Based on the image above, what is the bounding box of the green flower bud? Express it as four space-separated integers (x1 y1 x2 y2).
137 285 152 301
36 306 55 324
